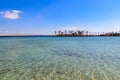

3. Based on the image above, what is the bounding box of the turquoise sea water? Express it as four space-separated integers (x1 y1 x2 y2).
0 37 120 80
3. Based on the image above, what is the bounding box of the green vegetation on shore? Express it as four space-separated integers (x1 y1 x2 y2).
54 30 120 36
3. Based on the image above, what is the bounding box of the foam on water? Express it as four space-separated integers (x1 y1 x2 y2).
0 37 120 80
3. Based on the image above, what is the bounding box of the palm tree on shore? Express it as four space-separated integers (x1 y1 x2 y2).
81 30 85 35
77 30 82 36
69 30 73 34
58 30 61 35
85 31 88 36
54 31 57 35
64 30 67 35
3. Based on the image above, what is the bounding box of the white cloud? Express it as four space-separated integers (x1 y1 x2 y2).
62 27 80 31
0 10 22 20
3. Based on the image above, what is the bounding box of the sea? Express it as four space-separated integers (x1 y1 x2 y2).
0 36 120 80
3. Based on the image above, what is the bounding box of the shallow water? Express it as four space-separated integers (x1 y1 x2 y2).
0 37 120 80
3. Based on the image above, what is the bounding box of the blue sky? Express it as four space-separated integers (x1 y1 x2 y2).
0 0 120 34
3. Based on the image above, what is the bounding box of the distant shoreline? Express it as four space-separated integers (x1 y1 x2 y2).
0 35 120 37
0 36 53 37
0 34 53 37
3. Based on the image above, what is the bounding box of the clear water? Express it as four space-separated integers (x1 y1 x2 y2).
0 37 120 80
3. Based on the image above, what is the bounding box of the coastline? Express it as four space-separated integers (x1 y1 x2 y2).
0 33 120 37
0 34 53 37
0 35 120 37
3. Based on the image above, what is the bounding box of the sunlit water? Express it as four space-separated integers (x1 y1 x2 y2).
0 37 120 80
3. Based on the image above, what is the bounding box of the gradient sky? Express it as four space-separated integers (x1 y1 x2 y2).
0 0 120 34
